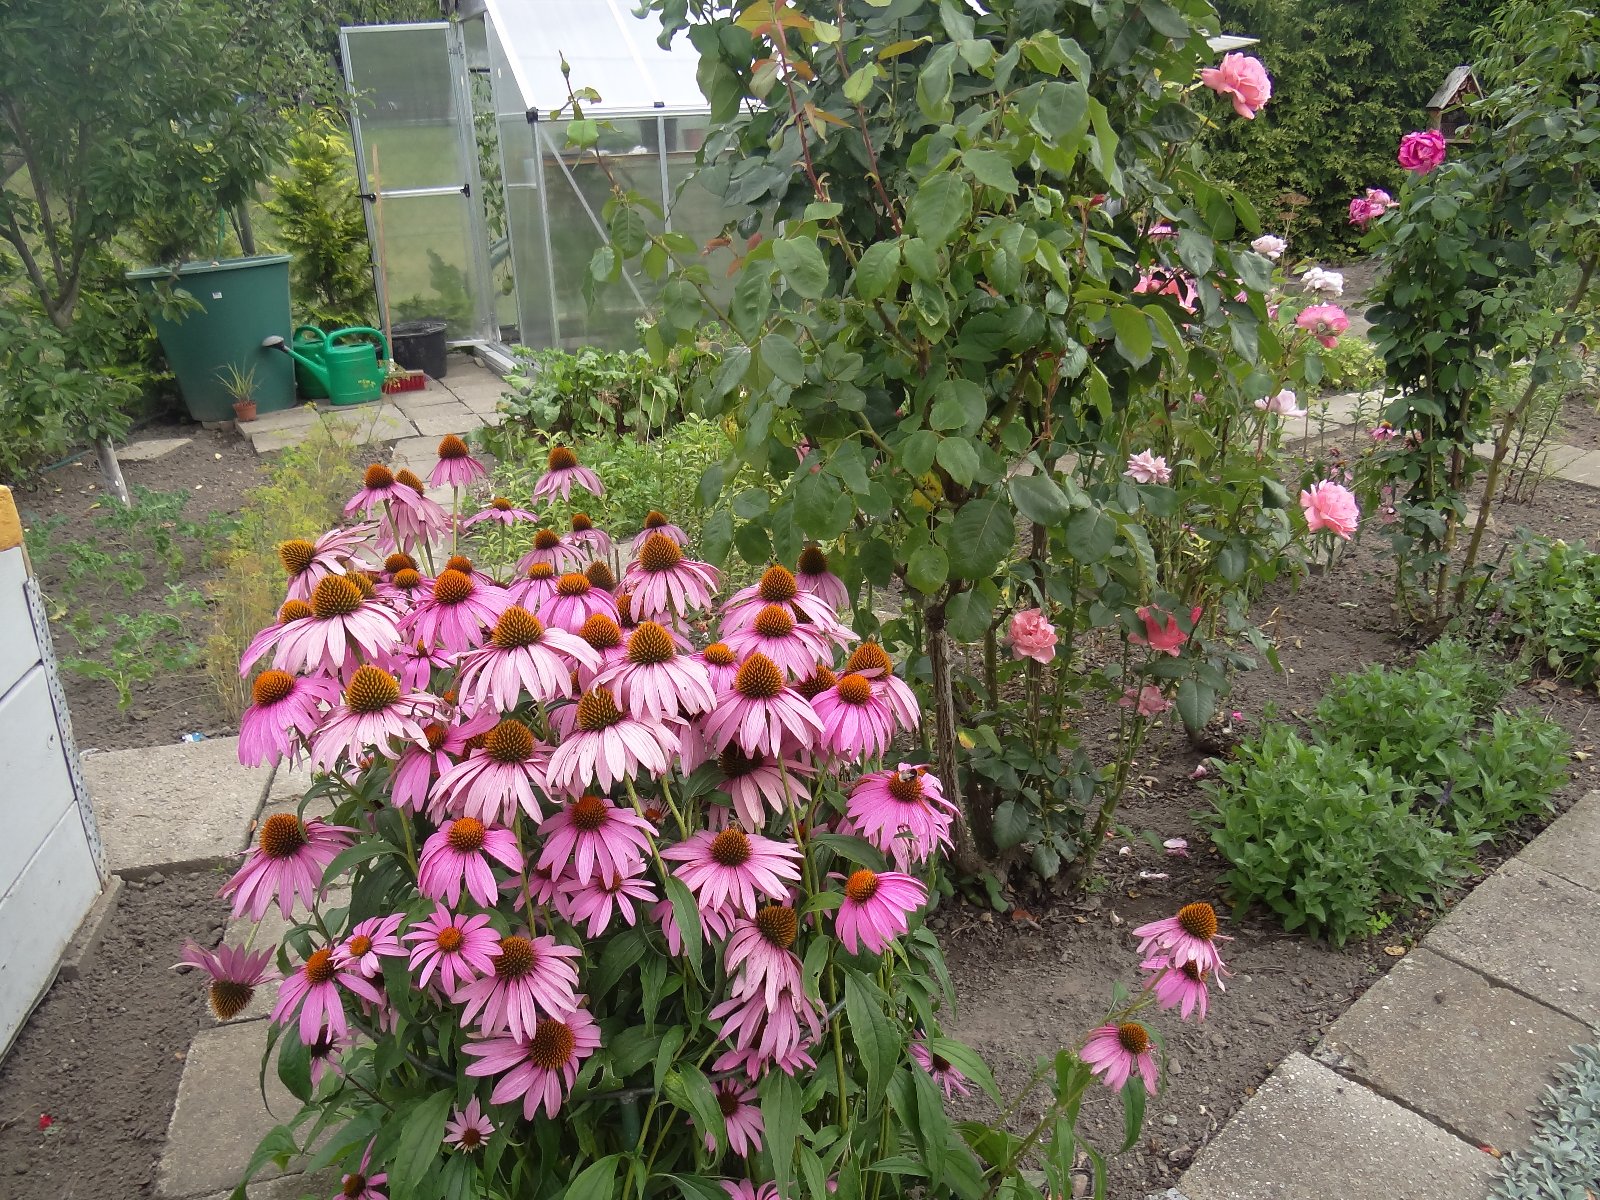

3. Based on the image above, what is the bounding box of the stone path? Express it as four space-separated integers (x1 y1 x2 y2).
236 357 506 456
1293 388 1600 488
1170 790 1600 1200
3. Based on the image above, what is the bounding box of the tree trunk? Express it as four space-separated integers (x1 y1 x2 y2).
95 436 131 508
234 202 257 256
926 595 987 874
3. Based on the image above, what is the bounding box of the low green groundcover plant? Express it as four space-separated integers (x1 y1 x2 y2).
1206 639 1569 944
1491 1042 1600 1200
177 442 1240 1200
1481 536 1600 686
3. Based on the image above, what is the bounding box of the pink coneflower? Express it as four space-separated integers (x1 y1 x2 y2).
419 817 525 908
572 613 627 686
237 669 340 768
724 904 803 1007
455 607 598 714
462 497 538 530
403 905 499 992
333 913 405 979
530 445 604 505
391 710 498 814
567 513 613 558
1081 1022 1160 1094
270 943 382 1044
404 568 510 653
662 827 802 916
713 1043 816 1081
1132 901 1232 974
720 1182 779 1200
595 621 716 721
277 524 375 601
453 933 581 1038
844 643 920 734
376 566 429 615
795 545 849 611
546 685 679 795
628 510 688 554
238 599 314 675
698 642 740 693
505 561 561 612
846 765 957 870
1148 958 1221 1022
911 1036 973 1099
560 862 656 937
443 1096 495 1153
835 868 927 954
536 794 655 886
174 939 279 1021
702 653 823 757
338 1142 389 1200
715 744 811 829
430 434 487 489
272 576 402 675
652 894 736 956
220 814 353 921
812 672 894 760
701 1079 764 1157
710 983 821 1068
723 604 831 680
721 565 853 648
306 1027 349 1086
345 463 418 519
462 1007 600 1120
308 665 442 771
516 528 589 576
385 469 453 554
623 533 718 623
538 572 621 635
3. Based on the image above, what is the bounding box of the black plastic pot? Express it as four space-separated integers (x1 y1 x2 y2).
390 318 449 380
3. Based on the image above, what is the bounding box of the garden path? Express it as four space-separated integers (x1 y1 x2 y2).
1167 788 1600 1200
235 357 506 461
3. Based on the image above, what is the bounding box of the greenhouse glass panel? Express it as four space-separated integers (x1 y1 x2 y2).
342 24 495 341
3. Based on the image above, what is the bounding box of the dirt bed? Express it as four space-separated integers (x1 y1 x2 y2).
0 872 230 1200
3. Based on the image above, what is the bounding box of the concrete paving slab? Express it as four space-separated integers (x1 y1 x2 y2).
411 407 482 438
389 391 463 419
84 737 266 875
1179 1053 1498 1200
158 1019 310 1198
1559 449 1600 487
247 406 320 435
325 409 417 447
222 878 348 1022
1425 859 1600 1025
195 1168 343 1200
1518 791 1600 891
120 436 194 462
1316 947 1588 1149
387 435 439 467
457 390 505 416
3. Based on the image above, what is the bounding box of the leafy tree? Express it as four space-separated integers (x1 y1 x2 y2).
1205 0 1486 256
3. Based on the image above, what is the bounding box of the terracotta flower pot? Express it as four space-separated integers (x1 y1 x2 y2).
232 398 258 423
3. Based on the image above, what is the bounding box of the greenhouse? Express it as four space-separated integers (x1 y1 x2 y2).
340 0 736 354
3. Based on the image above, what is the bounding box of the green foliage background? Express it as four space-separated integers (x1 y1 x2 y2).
1206 0 1485 257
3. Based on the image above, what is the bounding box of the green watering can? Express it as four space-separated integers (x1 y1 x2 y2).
262 324 389 406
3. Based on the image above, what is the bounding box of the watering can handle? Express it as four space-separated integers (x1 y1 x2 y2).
329 326 391 363
293 324 329 347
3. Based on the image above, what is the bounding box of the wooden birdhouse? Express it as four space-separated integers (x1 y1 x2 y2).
1428 65 1481 142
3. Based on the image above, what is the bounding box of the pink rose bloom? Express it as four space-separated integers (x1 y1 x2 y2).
1118 685 1170 717
1366 188 1394 209
1348 197 1379 226
1254 388 1306 419
1124 450 1172 485
1250 234 1286 260
1199 53 1272 119
1300 480 1360 540
1009 608 1057 664
1295 303 1349 349
1133 270 1197 313
1398 130 1447 174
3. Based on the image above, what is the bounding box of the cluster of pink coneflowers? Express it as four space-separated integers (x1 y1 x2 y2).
179 436 1233 1193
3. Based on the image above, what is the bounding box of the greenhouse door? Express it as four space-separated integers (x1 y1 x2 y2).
341 23 495 343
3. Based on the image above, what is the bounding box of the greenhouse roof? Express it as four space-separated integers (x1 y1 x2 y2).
482 0 708 117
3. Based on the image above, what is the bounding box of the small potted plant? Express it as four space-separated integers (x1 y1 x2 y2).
219 362 258 422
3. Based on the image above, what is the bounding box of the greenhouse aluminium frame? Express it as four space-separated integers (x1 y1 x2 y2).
341 0 733 355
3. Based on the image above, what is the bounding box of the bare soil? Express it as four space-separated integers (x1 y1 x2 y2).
0 872 231 1200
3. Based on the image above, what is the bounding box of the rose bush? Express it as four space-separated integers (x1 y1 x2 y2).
183 442 1240 1200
